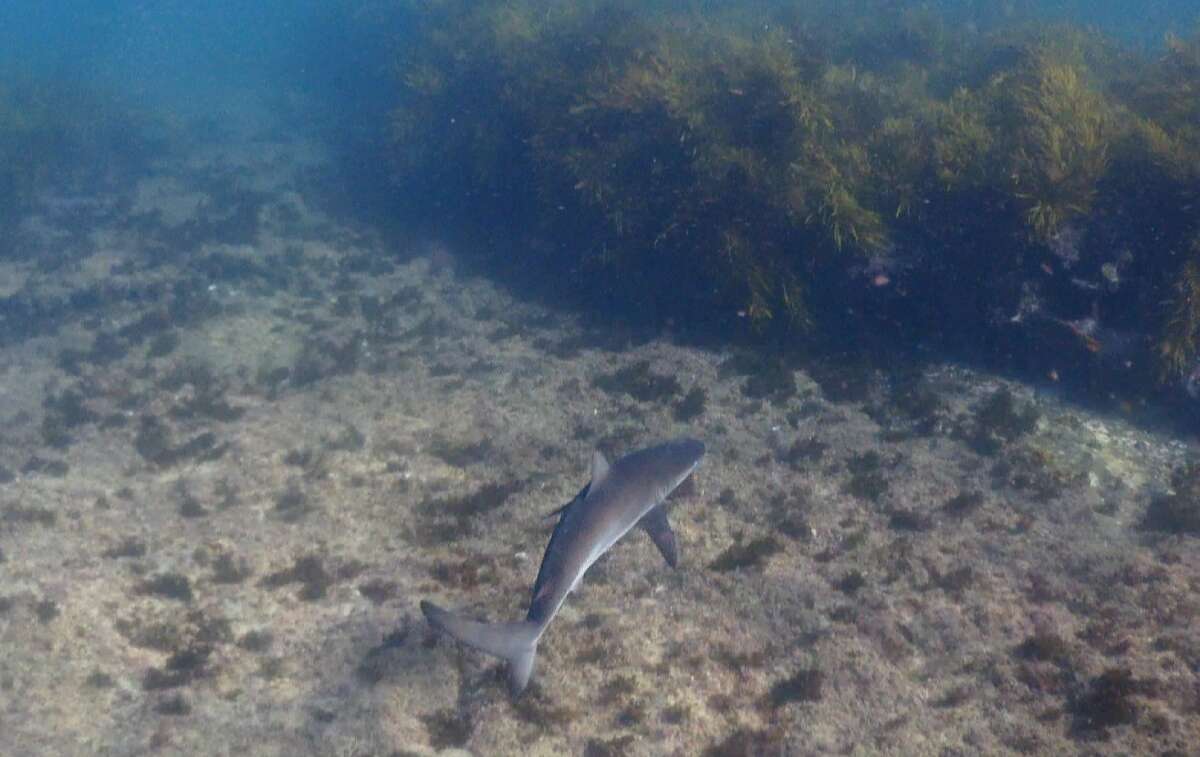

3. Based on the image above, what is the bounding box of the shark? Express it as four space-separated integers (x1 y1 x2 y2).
420 437 705 695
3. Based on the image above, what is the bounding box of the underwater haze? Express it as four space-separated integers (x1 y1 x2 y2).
2 1 1200 755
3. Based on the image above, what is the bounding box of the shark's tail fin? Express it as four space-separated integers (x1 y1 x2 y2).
420 600 541 695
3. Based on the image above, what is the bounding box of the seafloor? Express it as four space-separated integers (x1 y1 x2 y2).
1 124 1198 757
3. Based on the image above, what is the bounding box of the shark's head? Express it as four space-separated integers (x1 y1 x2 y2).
665 438 705 478
640 438 705 499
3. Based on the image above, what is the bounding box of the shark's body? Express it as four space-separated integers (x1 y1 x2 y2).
420 438 705 694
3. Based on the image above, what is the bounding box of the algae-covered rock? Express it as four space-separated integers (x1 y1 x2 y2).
386 4 1200 380
1142 462 1200 534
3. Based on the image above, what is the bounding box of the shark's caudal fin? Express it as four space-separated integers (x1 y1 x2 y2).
420 600 541 694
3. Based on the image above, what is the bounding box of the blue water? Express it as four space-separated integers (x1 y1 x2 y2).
1 1 1194 103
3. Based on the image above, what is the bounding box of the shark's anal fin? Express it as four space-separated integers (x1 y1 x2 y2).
639 506 678 568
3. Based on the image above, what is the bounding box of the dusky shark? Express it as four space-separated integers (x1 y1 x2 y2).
420 437 705 695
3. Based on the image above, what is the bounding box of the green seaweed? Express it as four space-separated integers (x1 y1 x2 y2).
324 422 365 452
175 480 207 519
808 358 875 404
256 658 286 681
1072 668 1145 733
779 436 827 466
943 489 985 516
85 671 115 689
355 628 408 686
428 436 493 467
261 555 332 601
422 708 473 749
357 579 397 604
929 565 975 595
1141 462 1200 534
134 415 224 467
1015 632 1071 664
427 481 521 520
673 386 707 422
887 508 932 532
21 455 69 477
1158 236 1200 382
143 645 211 690
389 2 915 330
843 450 889 502
41 388 98 448
708 535 782 572
384 4 1200 379
430 559 493 591
767 667 825 707
510 682 579 728
1003 50 1116 240
593 360 683 403
146 330 181 359
273 481 309 522
34 599 59 623
210 552 251 584
966 388 1039 455
597 674 638 705
835 570 867 595
702 727 788 757
661 704 690 724
584 736 636 757
114 608 230 655
3 504 57 526
137 573 194 603
991 446 1079 503
155 693 192 716
236 631 273 655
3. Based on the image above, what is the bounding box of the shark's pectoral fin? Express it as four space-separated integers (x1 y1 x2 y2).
591 449 611 486
639 506 678 568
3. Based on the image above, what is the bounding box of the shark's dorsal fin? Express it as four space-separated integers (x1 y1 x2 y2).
590 450 610 487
